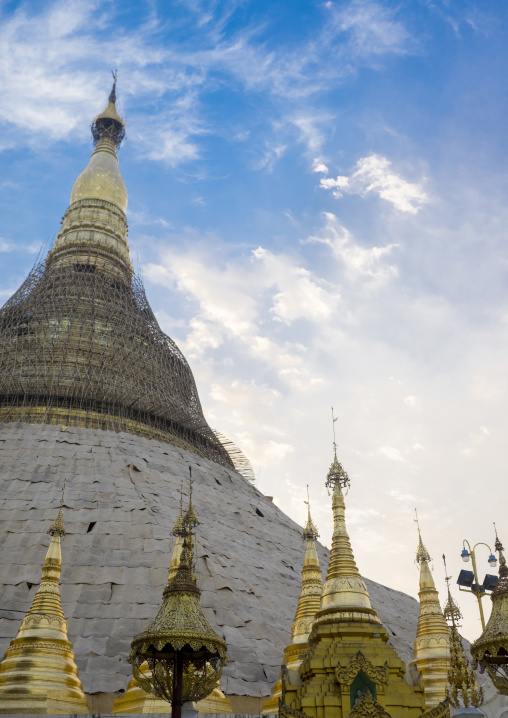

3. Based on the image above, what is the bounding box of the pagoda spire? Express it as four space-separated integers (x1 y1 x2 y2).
443 561 483 710
409 513 450 709
313 438 380 627
262 487 323 714
287 421 425 718
0 500 88 713
46 73 131 281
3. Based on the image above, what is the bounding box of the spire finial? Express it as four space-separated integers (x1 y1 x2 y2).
414 509 431 564
331 406 338 457
303 485 319 541
109 69 118 105
91 72 125 149
442 555 461 626
326 407 350 491
49 480 66 537
185 466 199 529
172 481 186 537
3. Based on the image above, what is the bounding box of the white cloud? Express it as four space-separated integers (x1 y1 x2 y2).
305 212 398 281
330 0 412 58
404 395 421 409
320 154 429 213
313 159 329 174
0 239 14 252
254 143 287 172
210 381 281 408
379 445 406 462
252 247 339 324
144 241 323 389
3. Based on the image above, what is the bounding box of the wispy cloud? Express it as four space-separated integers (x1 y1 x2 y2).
305 212 398 281
0 239 14 252
328 0 413 59
320 154 429 213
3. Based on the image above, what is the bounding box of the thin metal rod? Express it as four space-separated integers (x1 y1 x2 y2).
172 650 184 718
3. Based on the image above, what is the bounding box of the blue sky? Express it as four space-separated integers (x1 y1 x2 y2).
1 0 508 640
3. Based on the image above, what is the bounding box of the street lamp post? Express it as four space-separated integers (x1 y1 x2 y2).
458 540 498 630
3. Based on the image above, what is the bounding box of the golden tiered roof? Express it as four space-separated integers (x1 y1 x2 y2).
0 506 88 714
0 80 233 467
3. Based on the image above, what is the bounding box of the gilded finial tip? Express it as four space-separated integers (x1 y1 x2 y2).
414 509 431 564
49 506 66 537
303 487 319 541
326 407 350 490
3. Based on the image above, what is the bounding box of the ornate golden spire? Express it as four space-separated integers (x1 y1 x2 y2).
90 71 126 149
0 502 88 713
443 559 483 710
471 527 508 694
45 73 131 283
70 72 127 213
129 522 227 706
115 482 232 715
262 490 323 714
409 519 450 709
168 483 186 582
313 416 380 628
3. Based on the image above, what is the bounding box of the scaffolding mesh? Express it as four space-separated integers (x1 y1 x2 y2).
0 245 233 468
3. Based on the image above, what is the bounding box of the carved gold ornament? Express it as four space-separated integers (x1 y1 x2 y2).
336 652 389 687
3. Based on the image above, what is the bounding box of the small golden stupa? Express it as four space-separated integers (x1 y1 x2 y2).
262 489 323 714
0 504 88 714
409 513 450 709
471 529 508 695
282 442 425 718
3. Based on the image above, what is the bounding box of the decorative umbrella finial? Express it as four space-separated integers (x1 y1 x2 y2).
303 485 319 541
414 509 431 564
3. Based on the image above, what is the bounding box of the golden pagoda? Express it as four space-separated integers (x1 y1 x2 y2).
443 574 483 711
409 514 450 709
0 76 232 467
262 489 323 714
471 529 508 695
283 445 425 718
0 505 88 714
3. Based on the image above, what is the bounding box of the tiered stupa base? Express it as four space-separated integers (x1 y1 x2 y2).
292 622 425 718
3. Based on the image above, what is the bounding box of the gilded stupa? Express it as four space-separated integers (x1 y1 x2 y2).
283 446 425 718
0 81 430 711
262 490 323 714
0 505 88 713
409 515 450 709
0 76 230 466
